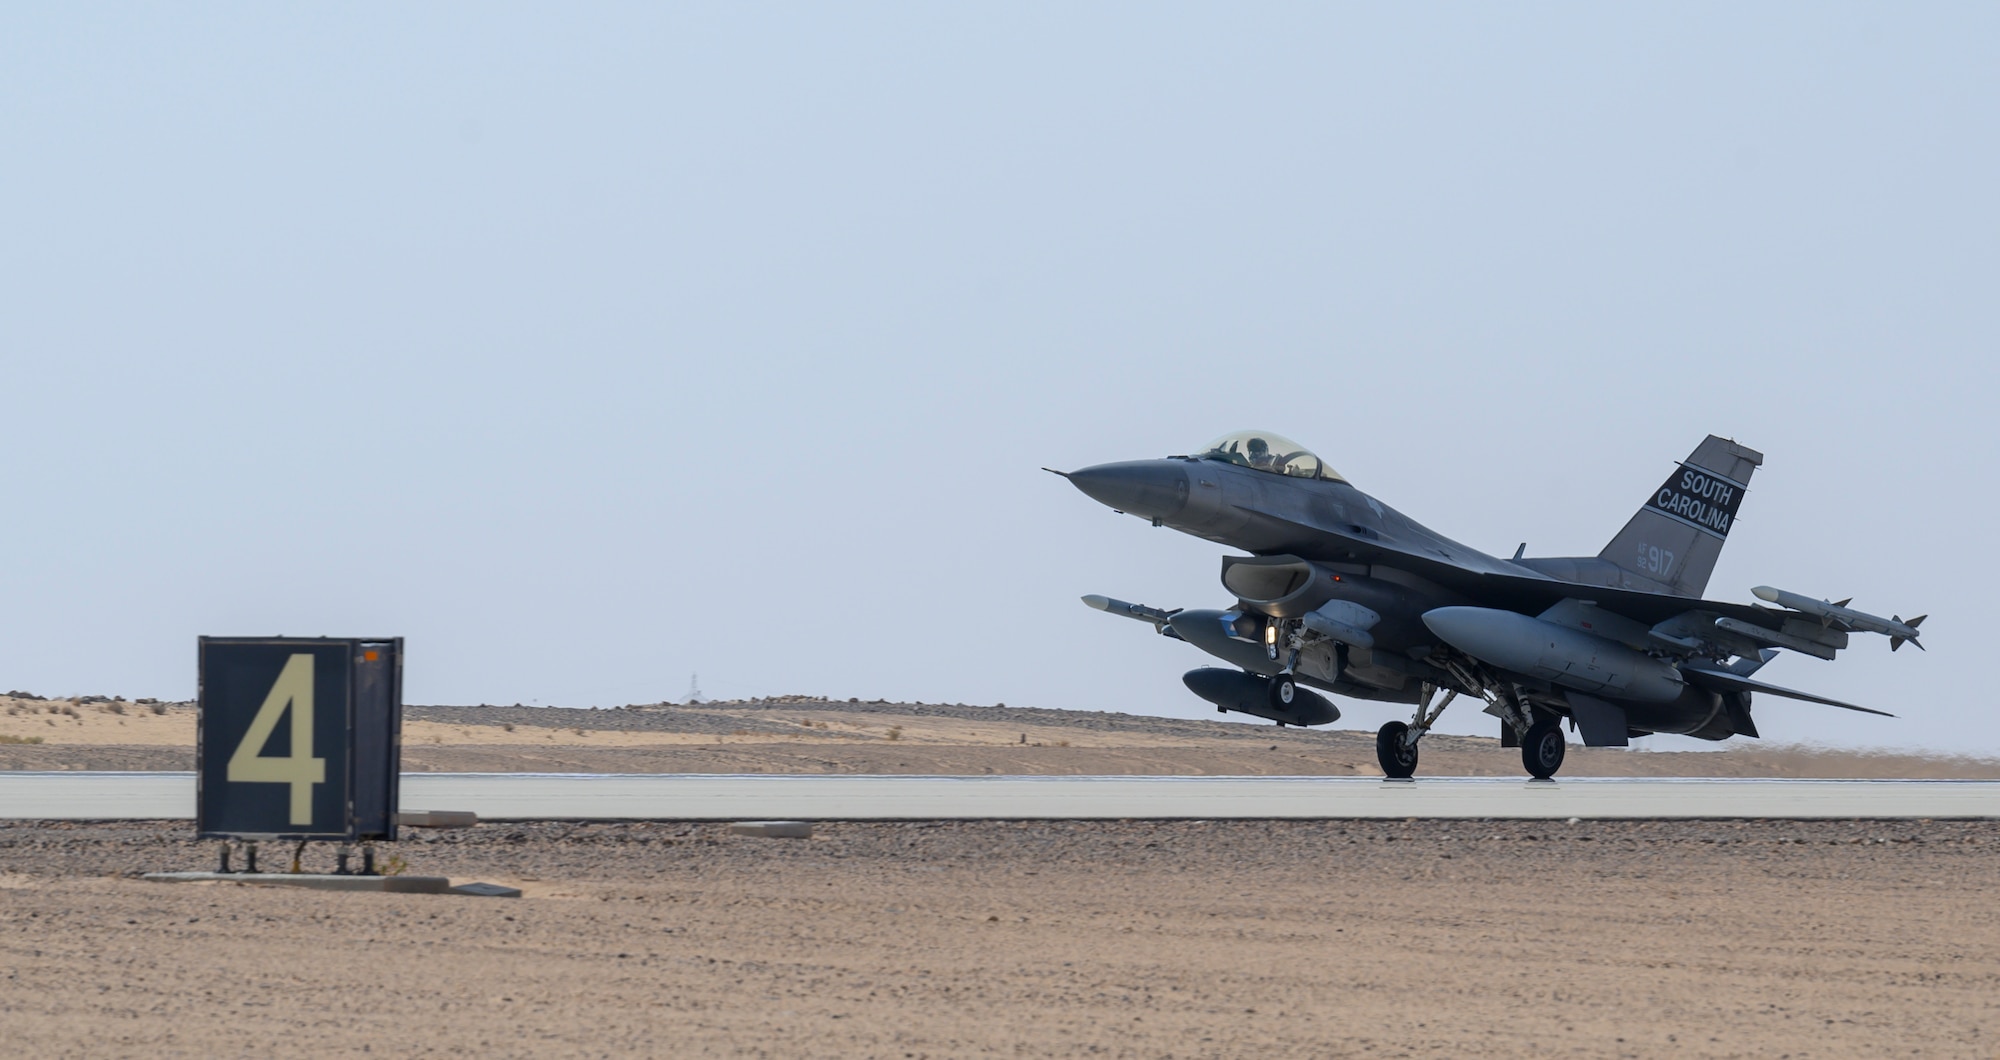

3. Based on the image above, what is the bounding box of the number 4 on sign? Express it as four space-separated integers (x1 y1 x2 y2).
226 653 326 825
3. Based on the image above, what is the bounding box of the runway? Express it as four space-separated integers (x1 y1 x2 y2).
3 772 1999 820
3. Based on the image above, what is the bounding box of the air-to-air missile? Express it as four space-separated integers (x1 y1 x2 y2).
1751 586 1927 650
1080 594 1179 631
1420 607 1687 702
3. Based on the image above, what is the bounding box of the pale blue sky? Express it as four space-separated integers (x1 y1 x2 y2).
3 5 1993 750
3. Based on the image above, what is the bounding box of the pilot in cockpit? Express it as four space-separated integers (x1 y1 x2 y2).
1244 436 1280 470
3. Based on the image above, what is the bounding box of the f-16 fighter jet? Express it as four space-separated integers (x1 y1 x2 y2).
1055 431 1926 779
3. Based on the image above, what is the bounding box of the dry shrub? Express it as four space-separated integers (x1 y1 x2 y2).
886 726 904 742
0 734 45 745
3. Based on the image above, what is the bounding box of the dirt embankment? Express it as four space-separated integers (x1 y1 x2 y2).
5 693 1994 778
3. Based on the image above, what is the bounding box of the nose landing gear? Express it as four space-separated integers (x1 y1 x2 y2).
1268 673 1297 711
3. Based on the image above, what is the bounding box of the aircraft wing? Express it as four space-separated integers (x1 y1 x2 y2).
1250 510 1763 624
1457 570 1877 662
1461 570 1768 625
1249 509 1917 662
1680 666 1895 716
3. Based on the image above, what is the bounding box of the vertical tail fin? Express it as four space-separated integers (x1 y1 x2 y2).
1597 435 1763 597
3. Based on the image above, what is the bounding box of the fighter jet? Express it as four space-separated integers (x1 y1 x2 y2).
1055 431 1926 779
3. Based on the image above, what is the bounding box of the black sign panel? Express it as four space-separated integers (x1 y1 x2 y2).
1645 463 1748 540
197 638 402 841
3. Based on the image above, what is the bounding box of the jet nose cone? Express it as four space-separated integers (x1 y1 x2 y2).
1065 460 1191 521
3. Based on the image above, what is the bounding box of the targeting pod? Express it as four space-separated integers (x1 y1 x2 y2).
1182 667 1339 727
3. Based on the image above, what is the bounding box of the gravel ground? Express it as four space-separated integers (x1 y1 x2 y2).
2 817 1992 880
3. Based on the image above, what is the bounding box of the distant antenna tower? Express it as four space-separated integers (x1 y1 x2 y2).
684 673 704 705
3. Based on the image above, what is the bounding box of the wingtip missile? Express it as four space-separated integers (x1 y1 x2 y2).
1751 585 1926 645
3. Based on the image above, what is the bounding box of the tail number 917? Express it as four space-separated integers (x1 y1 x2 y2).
1636 543 1676 577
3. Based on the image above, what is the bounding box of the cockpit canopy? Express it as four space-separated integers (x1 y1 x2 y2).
1197 430 1346 483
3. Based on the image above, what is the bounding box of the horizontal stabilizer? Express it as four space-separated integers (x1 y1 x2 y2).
1681 666 1894 717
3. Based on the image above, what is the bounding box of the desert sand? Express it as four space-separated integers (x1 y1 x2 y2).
4 817 1999 1058
5 693 1996 779
7 693 2000 1056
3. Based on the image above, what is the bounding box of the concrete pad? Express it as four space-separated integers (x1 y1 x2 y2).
451 881 523 898
729 820 813 838
398 810 479 828
21 774 2000 821
144 872 452 893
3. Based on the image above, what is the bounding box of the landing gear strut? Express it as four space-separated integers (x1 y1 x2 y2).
1521 718 1566 779
1376 721 1418 778
1376 682 1456 779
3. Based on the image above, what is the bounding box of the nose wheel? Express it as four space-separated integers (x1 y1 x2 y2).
1522 718 1567 779
1267 673 1297 712
1376 720 1419 778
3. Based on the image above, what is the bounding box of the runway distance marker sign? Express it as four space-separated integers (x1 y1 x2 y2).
197 637 402 842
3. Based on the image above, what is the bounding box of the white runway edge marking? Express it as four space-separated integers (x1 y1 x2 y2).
4 773 2000 820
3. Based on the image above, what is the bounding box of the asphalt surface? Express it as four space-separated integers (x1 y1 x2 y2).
5 771 1999 820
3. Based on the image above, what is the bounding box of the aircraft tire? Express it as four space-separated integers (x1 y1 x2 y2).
1376 721 1418 779
1522 719 1566 779
1268 674 1297 713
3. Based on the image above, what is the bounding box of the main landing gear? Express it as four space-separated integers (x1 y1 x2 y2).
1375 682 1456 779
1373 678 1572 780
1375 721 1418 778
1521 718 1566 780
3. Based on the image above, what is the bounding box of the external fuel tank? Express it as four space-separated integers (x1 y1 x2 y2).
1421 607 1685 703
